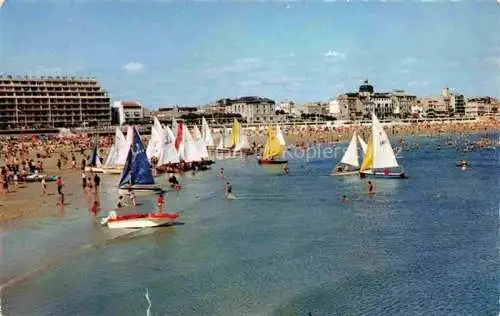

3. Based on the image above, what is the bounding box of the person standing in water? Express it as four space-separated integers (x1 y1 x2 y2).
367 181 375 195
156 192 165 213
284 163 289 174
219 167 224 179
225 182 232 199
341 195 348 203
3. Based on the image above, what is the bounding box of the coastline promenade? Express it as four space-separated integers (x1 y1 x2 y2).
0 116 497 137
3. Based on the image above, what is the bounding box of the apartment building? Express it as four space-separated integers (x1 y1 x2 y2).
0 75 111 129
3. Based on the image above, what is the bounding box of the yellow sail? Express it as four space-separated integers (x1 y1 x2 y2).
360 135 373 171
262 126 283 160
231 118 241 147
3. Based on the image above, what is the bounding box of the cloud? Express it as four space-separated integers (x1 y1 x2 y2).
408 80 429 88
123 62 144 72
444 61 460 68
485 57 500 69
237 80 262 87
29 65 64 76
324 50 347 60
396 68 411 74
400 57 423 65
275 52 296 59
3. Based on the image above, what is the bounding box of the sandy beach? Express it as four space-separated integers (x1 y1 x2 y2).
0 119 499 224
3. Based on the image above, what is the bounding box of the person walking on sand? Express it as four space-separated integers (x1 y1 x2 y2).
90 200 100 216
41 177 47 195
93 173 101 193
56 176 64 195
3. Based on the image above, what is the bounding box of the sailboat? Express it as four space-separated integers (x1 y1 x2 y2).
359 113 408 179
202 117 215 150
258 125 287 164
118 126 164 195
231 119 253 155
102 127 130 174
216 127 232 154
85 139 104 173
331 131 364 176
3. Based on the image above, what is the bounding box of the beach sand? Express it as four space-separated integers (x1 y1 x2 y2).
1 119 499 224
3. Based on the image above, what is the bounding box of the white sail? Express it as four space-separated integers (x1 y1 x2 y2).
116 128 130 165
223 133 232 149
193 124 202 139
357 135 367 154
234 129 250 152
164 125 176 148
276 125 286 146
153 117 163 135
193 125 209 159
181 125 202 162
340 132 359 167
371 113 399 169
172 118 178 138
216 133 224 150
105 127 129 166
104 144 116 166
158 126 180 165
146 122 163 160
202 117 214 147
126 126 133 145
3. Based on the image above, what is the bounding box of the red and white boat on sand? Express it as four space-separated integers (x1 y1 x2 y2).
101 211 179 229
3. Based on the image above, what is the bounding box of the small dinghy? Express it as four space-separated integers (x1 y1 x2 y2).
359 112 407 179
117 126 164 195
258 125 287 165
101 210 179 229
85 139 104 173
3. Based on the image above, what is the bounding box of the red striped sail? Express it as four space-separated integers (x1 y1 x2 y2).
175 121 183 151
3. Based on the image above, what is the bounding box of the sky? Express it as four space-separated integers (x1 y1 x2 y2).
0 1 499 108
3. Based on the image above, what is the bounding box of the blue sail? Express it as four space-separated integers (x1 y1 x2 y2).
119 127 155 187
118 149 133 187
88 144 98 166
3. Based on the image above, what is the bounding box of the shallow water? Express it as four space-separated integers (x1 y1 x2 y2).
2 134 499 315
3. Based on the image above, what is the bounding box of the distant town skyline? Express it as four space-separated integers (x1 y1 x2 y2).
0 1 499 107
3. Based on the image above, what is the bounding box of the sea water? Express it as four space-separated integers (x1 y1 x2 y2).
1 134 499 315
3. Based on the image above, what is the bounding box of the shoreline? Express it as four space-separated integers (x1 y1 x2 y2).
0 120 499 224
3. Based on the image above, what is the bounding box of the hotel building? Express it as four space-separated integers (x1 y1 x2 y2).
336 81 417 120
0 75 111 130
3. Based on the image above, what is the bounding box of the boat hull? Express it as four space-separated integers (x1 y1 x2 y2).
118 184 164 195
258 159 288 165
84 167 104 173
102 166 123 174
105 213 179 229
360 170 408 179
330 170 360 176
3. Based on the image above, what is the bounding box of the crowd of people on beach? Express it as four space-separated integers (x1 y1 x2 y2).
0 118 498 221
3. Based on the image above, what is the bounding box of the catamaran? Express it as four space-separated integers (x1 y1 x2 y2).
258 125 288 165
331 131 366 176
102 127 131 174
359 112 408 179
85 140 104 173
118 126 164 195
